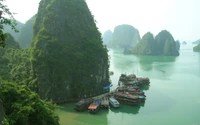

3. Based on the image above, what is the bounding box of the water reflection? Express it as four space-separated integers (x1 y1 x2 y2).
109 49 178 80
57 103 109 125
110 104 142 115
110 49 177 72
136 55 177 71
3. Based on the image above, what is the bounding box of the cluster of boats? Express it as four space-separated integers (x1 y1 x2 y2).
74 73 150 114
74 97 119 113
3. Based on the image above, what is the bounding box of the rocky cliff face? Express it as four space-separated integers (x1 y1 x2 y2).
110 24 140 48
18 15 36 48
125 30 179 56
193 43 200 52
102 30 112 45
30 0 110 101
3 20 24 41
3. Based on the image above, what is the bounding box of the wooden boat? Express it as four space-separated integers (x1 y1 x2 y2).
74 98 93 111
100 97 109 109
114 92 141 105
119 73 150 86
109 97 120 108
88 100 100 113
117 86 145 96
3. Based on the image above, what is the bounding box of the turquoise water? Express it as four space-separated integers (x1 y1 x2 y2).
57 44 200 125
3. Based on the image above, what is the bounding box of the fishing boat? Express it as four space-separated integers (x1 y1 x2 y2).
74 98 93 111
100 97 109 109
109 97 120 108
119 73 150 86
88 100 100 113
114 92 141 105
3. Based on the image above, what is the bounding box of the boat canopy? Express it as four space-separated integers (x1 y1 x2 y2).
103 84 113 90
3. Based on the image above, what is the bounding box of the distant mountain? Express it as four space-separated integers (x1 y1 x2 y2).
5 33 20 49
109 24 140 48
125 30 179 56
124 32 155 55
102 30 112 45
182 41 187 44
193 44 200 52
192 39 200 44
18 15 36 48
3 20 24 41
175 40 180 51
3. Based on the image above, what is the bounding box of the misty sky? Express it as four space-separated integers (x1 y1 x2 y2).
5 0 200 42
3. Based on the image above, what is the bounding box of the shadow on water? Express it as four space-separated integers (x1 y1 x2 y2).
57 102 109 125
140 85 150 91
110 105 141 115
135 55 177 71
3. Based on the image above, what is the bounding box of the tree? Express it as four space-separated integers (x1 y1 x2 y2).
0 0 18 48
0 81 59 125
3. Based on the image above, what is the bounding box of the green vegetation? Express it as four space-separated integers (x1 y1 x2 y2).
0 1 19 48
18 15 36 48
193 44 200 52
125 32 156 55
0 0 110 124
102 30 112 45
108 24 140 48
3 20 24 41
155 30 179 56
126 30 179 56
0 81 59 125
175 40 180 51
30 0 110 101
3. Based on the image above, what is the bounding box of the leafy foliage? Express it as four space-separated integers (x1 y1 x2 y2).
30 0 110 101
0 0 19 47
109 24 140 48
0 81 59 125
3 20 24 41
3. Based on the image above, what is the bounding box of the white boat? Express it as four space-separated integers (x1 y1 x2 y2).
109 97 120 108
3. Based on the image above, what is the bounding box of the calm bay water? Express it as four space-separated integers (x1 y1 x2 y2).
57 44 200 125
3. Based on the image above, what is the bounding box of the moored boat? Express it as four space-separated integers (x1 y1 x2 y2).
109 97 120 108
100 97 109 109
88 100 100 113
114 92 144 105
74 98 93 111
119 73 150 86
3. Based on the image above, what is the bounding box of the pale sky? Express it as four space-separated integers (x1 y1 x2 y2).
5 0 200 42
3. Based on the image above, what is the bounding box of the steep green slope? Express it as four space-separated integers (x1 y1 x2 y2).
125 32 156 55
18 15 36 48
175 40 180 51
125 30 179 56
110 24 140 48
3 20 24 40
0 34 20 81
31 0 110 101
102 30 112 45
155 30 179 56
4 33 20 49
193 44 200 52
